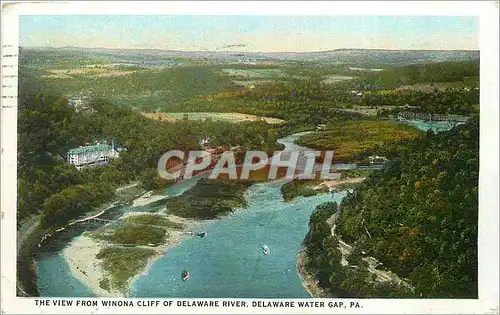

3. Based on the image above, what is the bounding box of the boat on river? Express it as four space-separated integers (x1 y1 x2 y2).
181 270 190 281
262 245 270 256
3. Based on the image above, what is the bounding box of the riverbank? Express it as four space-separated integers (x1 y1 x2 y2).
17 220 43 296
17 200 121 297
18 182 146 297
282 176 364 202
313 177 365 191
63 236 118 296
34 131 350 297
125 214 199 295
63 211 200 296
296 249 330 298
132 191 168 207
298 199 415 299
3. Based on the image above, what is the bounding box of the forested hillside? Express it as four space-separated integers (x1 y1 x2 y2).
353 60 479 89
304 117 479 298
17 76 281 228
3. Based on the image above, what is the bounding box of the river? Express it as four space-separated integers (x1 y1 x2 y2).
35 176 200 297
395 118 465 133
34 121 454 297
35 132 348 298
131 182 346 298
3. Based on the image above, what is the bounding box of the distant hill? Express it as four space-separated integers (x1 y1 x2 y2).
21 46 479 67
283 49 479 66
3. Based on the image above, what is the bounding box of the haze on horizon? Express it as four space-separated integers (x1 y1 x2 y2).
20 15 478 52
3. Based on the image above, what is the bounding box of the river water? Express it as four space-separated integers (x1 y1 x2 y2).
132 182 346 298
395 118 465 133
35 132 348 298
35 177 200 297
35 121 454 297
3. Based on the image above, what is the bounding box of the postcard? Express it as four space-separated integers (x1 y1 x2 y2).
1 1 498 314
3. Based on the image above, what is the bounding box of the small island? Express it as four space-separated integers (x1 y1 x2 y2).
62 178 255 296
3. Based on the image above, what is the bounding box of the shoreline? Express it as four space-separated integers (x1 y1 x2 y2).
125 217 199 296
313 177 365 191
132 191 168 207
62 235 122 297
296 248 330 298
20 184 141 297
63 211 200 297
123 212 201 296
295 180 364 299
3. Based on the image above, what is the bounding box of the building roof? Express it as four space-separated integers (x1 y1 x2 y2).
67 143 113 155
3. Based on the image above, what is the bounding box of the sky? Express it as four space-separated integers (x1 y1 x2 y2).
19 15 478 52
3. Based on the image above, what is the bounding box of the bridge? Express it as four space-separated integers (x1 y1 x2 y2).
72 216 201 235
39 215 197 250
72 217 173 231
74 217 115 225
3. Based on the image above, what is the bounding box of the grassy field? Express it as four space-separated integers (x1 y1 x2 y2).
321 74 355 84
96 246 156 291
88 213 184 246
26 65 238 111
232 80 278 88
142 112 285 124
123 214 184 230
297 120 421 161
221 68 286 78
40 67 137 79
86 213 190 292
109 225 167 246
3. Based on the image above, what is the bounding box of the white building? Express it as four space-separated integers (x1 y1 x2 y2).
368 155 388 164
67 94 91 112
67 140 122 170
316 124 327 131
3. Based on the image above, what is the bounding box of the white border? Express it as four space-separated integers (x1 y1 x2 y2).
1 1 499 314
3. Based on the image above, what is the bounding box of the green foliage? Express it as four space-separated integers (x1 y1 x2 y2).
96 246 156 290
281 179 328 202
99 278 111 292
304 202 338 254
306 118 479 298
19 48 480 298
297 120 421 161
16 224 44 296
304 202 414 297
352 60 479 90
123 214 184 230
18 94 73 160
336 268 413 298
303 202 345 291
40 183 114 229
32 62 237 110
335 182 363 191
165 178 253 219
109 225 166 246
17 73 281 224
364 88 479 115
89 214 183 246
340 169 372 180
